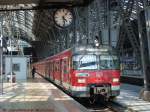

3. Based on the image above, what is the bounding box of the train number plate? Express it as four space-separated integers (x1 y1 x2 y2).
94 87 107 94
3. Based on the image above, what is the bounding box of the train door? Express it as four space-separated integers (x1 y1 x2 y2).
68 58 71 86
52 62 54 80
58 60 61 85
55 60 60 84
48 61 50 79
52 61 55 81
60 59 64 85
61 58 69 89
42 63 44 75
50 61 54 80
44 63 46 77
45 61 49 78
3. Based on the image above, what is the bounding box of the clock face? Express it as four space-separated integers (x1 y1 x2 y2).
54 8 73 28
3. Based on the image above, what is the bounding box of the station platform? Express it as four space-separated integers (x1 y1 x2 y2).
1 74 150 112
0 74 89 112
115 83 150 112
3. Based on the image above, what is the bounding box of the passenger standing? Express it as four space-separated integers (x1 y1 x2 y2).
32 67 36 79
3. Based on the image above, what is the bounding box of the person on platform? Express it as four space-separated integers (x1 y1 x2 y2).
32 67 36 79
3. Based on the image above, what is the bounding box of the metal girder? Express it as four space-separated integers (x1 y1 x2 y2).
31 0 145 58
33 10 57 43
117 0 140 50
0 0 84 5
116 26 125 52
33 0 117 50
0 0 85 11
124 21 140 54
0 11 35 44
116 0 146 69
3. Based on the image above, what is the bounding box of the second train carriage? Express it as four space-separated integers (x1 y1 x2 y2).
33 45 120 99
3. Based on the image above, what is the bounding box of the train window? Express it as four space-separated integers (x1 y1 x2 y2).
54 62 57 71
46 62 49 75
99 55 120 70
57 62 59 71
73 55 98 70
52 62 54 72
67 58 69 71
63 58 69 74
50 62 53 72
49 62 51 71
54 61 60 72
57 61 60 71
68 58 71 71
70 57 72 68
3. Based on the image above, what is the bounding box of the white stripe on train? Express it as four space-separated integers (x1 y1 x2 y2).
52 78 120 91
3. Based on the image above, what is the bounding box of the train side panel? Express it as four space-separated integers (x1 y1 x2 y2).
45 50 72 90
32 46 121 99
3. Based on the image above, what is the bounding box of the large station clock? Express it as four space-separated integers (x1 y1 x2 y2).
54 8 73 28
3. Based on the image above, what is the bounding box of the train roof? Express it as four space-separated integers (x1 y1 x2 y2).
72 45 117 55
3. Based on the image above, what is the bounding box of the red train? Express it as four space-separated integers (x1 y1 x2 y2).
32 45 120 100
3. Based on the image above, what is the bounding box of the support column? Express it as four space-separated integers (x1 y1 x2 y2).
138 7 150 101
0 47 3 95
0 17 4 95
144 8 150 90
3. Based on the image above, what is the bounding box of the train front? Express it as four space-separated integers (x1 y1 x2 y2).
71 46 120 99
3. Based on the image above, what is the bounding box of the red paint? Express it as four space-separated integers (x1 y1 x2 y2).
71 70 120 86
32 47 121 98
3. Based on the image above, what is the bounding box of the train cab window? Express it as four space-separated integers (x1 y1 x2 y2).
72 55 98 70
99 55 120 70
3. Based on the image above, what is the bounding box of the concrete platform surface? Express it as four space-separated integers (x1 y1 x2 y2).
115 83 150 112
0 75 89 112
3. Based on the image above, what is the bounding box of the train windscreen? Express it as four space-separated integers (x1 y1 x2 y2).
99 55 120 70
73 54 98 70
73 54 119 70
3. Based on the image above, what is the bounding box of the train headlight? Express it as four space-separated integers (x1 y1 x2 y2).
113 78 119 82
78 79 86 83
76 73 89 77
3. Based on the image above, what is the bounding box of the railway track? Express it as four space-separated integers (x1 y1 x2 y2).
107 101 128 112
75 98 128 112
86 103 114 112
43 76 127 112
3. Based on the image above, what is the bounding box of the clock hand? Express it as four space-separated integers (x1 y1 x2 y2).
65 12 68 16
62 16 66 26
63 16 68 21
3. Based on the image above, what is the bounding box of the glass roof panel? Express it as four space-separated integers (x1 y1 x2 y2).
0 7 35 41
